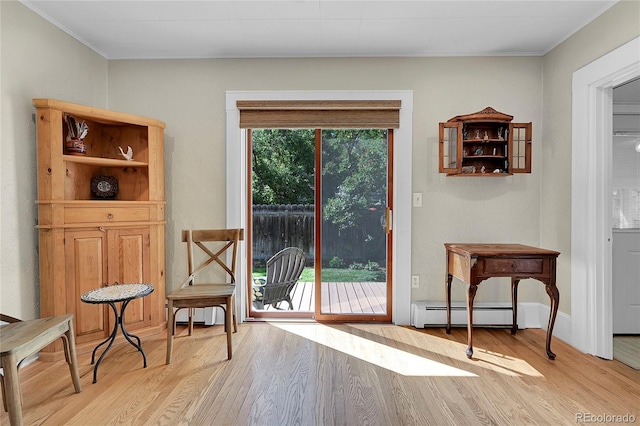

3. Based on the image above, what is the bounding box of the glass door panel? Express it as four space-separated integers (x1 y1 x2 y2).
249 129 315 318
315 129 391 321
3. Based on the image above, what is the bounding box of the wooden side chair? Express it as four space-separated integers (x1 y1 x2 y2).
166 229 244 364
0 313 82 426
252 247 307 310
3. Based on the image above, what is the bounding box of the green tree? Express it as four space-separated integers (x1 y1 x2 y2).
251 129 315 204
321 129 388 230
251 128 388 229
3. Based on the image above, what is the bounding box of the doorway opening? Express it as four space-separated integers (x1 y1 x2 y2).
571 36 640 359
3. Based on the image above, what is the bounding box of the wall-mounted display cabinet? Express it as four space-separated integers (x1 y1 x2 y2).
33 98 167 360
439 107 532 176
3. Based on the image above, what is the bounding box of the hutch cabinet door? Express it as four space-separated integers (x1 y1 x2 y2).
439 122 461 174
64 229 110 343
107 227 152 331
510 122 532 173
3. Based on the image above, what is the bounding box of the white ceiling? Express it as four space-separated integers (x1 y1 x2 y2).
20 0 619 60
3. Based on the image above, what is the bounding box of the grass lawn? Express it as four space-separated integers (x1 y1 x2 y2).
252 267 385 282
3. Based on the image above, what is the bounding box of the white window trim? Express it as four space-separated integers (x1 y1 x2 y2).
571 36 640 358
226 90 414 324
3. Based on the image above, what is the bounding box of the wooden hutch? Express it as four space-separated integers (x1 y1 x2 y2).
33 99 167 360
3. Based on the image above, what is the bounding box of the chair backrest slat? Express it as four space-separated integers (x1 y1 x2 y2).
181 229 244 286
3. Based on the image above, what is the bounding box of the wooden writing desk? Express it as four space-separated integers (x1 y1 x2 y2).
444 243 560 359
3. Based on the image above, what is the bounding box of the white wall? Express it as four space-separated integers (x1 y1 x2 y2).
541 0 640 313
106 56 543 307
0 0 107 319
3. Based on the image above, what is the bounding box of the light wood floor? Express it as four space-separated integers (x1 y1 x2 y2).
614 335 640 369
3 323 639 425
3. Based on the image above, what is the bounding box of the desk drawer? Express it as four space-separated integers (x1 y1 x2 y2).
483 258 544 275
65 207 150 223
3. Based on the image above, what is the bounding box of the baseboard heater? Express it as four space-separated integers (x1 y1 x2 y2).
411 301 521 329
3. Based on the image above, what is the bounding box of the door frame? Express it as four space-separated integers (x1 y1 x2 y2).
571 36 640 359
226 90 413 324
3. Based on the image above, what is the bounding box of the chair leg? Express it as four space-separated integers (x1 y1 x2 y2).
1 352 23 426
226 296 233 360
65 319 82 394
231 295 238 333
166 300 175 364
188 308 194 336
1 374 6 412
172 308 178 336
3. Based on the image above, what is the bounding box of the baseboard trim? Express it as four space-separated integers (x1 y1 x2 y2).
411 301 572 346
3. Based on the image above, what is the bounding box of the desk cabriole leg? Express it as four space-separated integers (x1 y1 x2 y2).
466 284 478 359
511 278 520 335
545 283 559 360
445 273 453 334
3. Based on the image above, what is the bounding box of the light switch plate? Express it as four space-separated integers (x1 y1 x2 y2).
413 192 423 207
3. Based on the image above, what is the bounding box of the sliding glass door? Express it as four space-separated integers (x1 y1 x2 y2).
248 128 392 321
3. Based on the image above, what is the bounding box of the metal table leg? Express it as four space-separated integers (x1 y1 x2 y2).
91 299 148 383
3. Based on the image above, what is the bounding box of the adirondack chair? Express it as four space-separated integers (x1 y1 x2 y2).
253 247 307 310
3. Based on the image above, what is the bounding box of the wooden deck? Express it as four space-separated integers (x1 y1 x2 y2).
257 281 387 314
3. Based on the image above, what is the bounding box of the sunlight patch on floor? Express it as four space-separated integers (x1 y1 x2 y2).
271 322 477 377
346 324 544 377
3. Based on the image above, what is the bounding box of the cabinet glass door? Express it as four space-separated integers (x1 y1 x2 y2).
510 123 532 173
439 123 461 173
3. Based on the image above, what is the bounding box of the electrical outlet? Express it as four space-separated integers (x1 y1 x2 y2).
411 275 419 288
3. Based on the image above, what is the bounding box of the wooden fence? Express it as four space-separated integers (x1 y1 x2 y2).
252 204 386 267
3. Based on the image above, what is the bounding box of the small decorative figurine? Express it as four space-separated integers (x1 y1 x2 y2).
481 166 486 173
475 130 480 139
118 146 134 161
497 127 504 140
483 131 489 140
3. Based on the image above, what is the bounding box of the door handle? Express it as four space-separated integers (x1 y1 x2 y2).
386 208 393 233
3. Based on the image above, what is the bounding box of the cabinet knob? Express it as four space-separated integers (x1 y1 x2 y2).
107 213 114 219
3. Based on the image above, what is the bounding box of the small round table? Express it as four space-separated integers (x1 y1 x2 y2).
81 283 154 383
